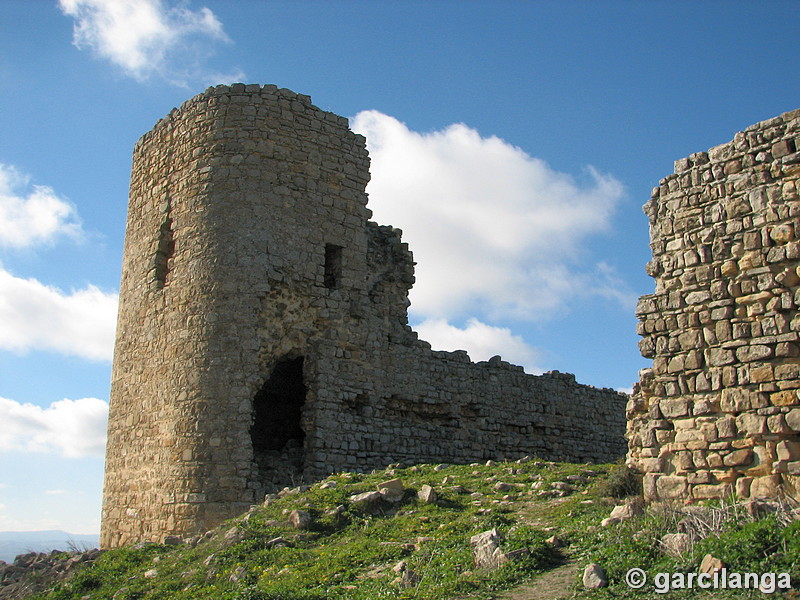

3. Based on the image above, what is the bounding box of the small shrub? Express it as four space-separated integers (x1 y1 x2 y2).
69 568 103 592
695 516 797 575
596 460 641 499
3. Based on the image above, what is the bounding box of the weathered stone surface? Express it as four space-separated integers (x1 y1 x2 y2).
628 107 800 506
750 475 782 498
289 509 312 530
777 440 800 461
772 390 799 407
417 484 437 504
655 475 688 499
609 500 640 521
699 554 725 574
101 84 628 548
469 529 507 570
377 479 404 503
723 449 753 467
349 491 384 509
787 408 800 431
582 563 608 589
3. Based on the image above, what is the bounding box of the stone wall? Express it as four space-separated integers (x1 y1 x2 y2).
628 109 800 503
101 84 627 548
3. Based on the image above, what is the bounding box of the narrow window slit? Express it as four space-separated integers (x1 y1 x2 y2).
154 216 175 288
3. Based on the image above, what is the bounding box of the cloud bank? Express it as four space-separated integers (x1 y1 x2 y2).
0 266 117 361
58 0 243 85
0 164 83 249
351 111 626 365
0 396 108 459
351 111 625 321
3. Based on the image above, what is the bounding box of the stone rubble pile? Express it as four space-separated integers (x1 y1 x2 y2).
0 548 103 600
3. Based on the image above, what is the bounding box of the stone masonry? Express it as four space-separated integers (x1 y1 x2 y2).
101 84 627 548
628 109 800 503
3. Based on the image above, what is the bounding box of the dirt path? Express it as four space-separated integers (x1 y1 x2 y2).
494 559 581 600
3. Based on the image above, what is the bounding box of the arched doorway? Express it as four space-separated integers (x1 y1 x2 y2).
250 356 306 493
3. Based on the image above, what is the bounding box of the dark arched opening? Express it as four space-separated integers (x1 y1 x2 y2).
251 357 306 492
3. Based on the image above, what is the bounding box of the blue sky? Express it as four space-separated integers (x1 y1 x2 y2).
0 0 798 535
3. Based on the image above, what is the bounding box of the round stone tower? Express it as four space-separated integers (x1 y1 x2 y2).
100 84 373 547
101 83 629 549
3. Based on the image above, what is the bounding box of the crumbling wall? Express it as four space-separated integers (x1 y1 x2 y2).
628 109 800 503
102 84 626 548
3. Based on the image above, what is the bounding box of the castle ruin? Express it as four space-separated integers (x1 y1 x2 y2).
628 109 800 503
100 84 627 548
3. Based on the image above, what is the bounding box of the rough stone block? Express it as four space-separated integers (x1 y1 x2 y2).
655 475 688 499
720 388 754 413
749 475 781 498
776 441 800 461
417 485 437 504
722 448 753 467
693 483 731 499
707 347 735 366
786 408 800 431
289 509 312 530
470 529 507 570
771 390 799 407
700 554 725 574
736 413 768 435
660 398 690 418
583 563 608 589
736 345 774 362
377 478 405 503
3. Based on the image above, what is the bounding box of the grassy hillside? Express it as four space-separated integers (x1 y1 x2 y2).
15 459 800 600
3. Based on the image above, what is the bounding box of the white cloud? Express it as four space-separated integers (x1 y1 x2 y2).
414 318 542 373
351 111 627 322
0 164 83 249
0 265 118 361
58 0 240 85
45 489 68 496
0 396 108 459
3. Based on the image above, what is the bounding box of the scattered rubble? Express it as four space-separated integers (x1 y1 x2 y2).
0 548 103 600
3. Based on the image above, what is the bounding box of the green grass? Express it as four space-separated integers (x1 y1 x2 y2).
19 460 800 600
574 496 800 599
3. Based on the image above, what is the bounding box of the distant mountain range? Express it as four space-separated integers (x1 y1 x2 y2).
0 531 99 563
